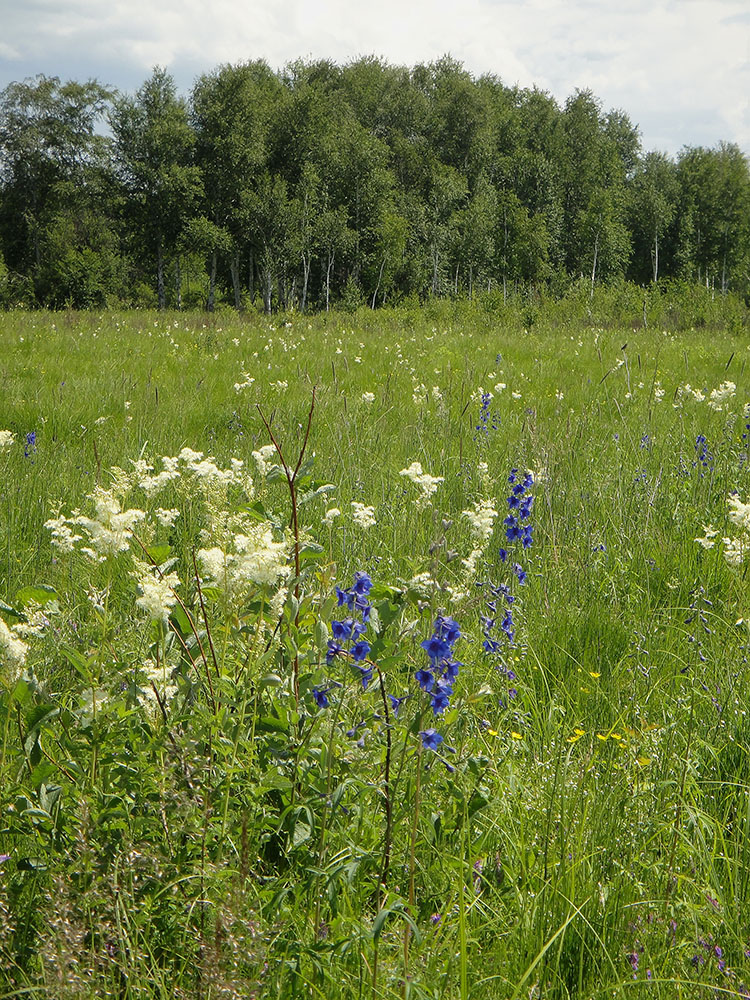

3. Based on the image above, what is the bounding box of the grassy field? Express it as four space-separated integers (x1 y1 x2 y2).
2 294 750 998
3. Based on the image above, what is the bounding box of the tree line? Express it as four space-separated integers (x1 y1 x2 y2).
0 57 748 311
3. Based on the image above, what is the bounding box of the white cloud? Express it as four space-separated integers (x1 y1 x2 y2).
0 0 747 154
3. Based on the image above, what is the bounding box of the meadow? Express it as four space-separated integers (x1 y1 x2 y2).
2 288 750 998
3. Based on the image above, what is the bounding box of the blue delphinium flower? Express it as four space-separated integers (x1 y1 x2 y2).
320 571 375 699
24 431 36 459
420 728 443 751
416 614 461 719
475 392 498 438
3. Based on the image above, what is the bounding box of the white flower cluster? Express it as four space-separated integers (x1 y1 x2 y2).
351 501 376 529
399 460 444 507
361 391 375 404
323 507 341 525
463 498 498 545
461 498 498 577
133 449 252 496
674 383 706 406
234 371 256 392
198 523 290 594
252 444 277 477
0 430 15 450
137 659 179 713
694 524 719 550
133 561 180 625
0 616 28 680
47 487 146 561
707 381 737 411
715 493 750 567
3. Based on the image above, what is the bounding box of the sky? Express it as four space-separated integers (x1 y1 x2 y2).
0 0 748 158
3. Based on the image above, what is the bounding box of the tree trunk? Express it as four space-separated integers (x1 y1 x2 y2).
371 256 386 309
301 254 311 312
248 250 254 303
590 230 600 299
175 255 182 311
325 252 334 311
652 231 659 284
157 240 166 311
263 265 273 314
431 246 439 297
208 250 217 312
230 253 242 311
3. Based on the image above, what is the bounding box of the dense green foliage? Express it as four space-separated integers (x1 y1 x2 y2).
2 296 750 997
1 59 749 311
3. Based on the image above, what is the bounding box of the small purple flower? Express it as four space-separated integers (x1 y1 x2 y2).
312 686 331 709
420 728 443 751
350 639 371 662
388 694 409 716
24 431 36 458
415 668 434 692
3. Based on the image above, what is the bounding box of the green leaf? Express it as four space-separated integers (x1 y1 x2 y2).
372 898 422 945
60 646 95 681
15 584 58 607
0 599 25 623
292 820 312 847
146 544 172 564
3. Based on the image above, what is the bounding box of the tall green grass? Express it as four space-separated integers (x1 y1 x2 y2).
1 297 750 998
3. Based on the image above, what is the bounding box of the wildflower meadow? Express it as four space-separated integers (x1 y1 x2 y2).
2 290 750 998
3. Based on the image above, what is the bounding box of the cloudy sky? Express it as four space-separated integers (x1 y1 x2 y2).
0 0 748 157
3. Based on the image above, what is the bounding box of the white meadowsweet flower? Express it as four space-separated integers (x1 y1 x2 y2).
44 515 82 553
155 508 180 528
323 507 341 525
252 444 277 477
399 460 444 506
462 547 484 576
0 617 28 678
134 562 180 625
351 502 376 529
408 572 436 597
74 488 145 558
728 495 750 533
708 381 736 411
695 525 719 550
362 391 375 404
0 430 15 450
198 523 290 595
462 499 498 545
723 537 745 567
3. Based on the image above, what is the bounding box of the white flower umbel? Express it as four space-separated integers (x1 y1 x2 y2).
708 381 737 411
695 525 719 550
399 461 444 507
462 498 498 546
134 561 179 625
252 444 278 478
323 507 341 525
44 515 83 553
74 488 146 558
198 523 290 597
0 617 28 680
361 392 375 404
138 658 178 712
0 430 15 450
155 508 180 528
723 537 745 567
728 495 750 533
351 502 376 529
